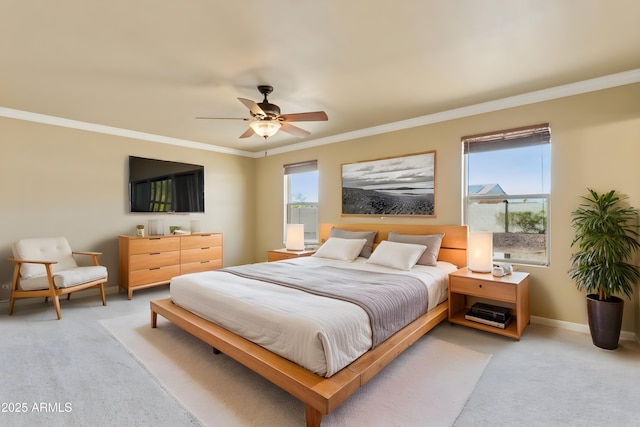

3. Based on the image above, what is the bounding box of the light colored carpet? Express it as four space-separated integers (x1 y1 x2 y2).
101 310 492 427
430 321 640 427
0 299 200 427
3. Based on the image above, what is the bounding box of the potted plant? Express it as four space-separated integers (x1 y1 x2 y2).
569 188 640 349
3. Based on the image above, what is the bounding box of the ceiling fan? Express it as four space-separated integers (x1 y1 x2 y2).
196 85 328 139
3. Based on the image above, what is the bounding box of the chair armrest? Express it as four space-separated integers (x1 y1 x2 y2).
71 251 103 266
6 257 58 266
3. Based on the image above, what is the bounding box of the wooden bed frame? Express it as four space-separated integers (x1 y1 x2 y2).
150 223 468 426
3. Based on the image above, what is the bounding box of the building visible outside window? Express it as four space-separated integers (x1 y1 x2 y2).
284 160 319 245
463 124 551 266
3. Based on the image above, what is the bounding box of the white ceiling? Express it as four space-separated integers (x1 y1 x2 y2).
2 1 640 156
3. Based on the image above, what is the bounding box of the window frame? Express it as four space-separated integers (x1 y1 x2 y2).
462 124 551 267
283 160 319 245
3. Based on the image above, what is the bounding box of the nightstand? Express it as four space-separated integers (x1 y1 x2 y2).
267 248 316 262
448 267 530 340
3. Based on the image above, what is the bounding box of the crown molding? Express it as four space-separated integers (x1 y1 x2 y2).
0 107 255 158
265 68 640 157
2 68 639 159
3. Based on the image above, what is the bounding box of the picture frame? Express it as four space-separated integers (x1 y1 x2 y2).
341 151 436 217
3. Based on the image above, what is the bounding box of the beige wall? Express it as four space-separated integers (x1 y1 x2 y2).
255 83 640 334
0 117 256 294
2 83 638 335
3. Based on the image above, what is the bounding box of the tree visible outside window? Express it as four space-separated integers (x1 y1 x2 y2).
284 161 319 244
463 124 551 266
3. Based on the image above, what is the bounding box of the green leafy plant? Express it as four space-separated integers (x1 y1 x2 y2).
569 189 640 301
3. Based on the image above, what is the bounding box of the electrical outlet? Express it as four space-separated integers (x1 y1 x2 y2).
1 283 10 290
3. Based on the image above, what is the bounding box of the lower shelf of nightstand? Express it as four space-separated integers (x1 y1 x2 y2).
449 311 521 340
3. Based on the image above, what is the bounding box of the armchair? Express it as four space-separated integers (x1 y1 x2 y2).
7 237 108 319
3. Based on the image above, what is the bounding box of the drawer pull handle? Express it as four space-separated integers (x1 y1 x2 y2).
200 260 210 264
201 247 210 250
150 238 161 240
149 252 161 255
478 284 483 288
150 267 160 271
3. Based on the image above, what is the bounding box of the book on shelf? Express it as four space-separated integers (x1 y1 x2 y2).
465 310 513 329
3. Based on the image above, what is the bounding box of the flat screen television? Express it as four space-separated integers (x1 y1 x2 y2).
129 156 205 213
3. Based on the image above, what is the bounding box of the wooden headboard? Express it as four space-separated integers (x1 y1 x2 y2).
319 223 468 268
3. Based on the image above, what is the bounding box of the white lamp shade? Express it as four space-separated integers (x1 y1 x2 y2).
468 231 493 272
285 224 305 251
250 120 281 138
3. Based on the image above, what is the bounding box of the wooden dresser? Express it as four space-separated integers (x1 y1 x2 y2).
118 233 222 299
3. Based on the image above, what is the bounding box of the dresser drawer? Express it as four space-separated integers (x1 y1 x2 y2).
180 259 223 275
449 276 516 301
181 246 222 264
119 233 223 299
129 264 180 286
181 234 222 250
128 237 180 254
130 251 180 270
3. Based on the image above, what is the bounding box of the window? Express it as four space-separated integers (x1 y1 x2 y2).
463 124 551 266
284 160 319 245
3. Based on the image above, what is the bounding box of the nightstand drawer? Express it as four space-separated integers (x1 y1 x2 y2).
267 249 316 262
449 276 516 301
273 252 302 260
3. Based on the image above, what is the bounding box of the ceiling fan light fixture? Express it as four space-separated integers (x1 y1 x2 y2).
250 120 281 138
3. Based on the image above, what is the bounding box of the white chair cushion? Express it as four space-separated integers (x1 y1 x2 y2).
53 266 108 288
13 237 78 279
18 266 108 291
17 275 51 291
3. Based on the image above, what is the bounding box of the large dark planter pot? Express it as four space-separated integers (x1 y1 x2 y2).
586 294 624 350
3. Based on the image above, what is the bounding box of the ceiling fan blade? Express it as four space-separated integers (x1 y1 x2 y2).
280 122 311 138
239 127 255 138
238 97 266 117
279 111 328 122
196 116 249 120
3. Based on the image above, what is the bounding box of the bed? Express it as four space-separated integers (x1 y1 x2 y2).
150 223 468 426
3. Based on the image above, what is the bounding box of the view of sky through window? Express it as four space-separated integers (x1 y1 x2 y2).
468 145 550 195
289 171 318 202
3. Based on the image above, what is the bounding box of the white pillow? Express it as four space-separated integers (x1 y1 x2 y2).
312 237 367 262
366 240 427 270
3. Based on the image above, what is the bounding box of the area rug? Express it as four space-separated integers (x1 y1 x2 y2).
100 311 492 427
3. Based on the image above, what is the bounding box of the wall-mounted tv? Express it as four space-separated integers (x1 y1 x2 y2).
129 156 204 213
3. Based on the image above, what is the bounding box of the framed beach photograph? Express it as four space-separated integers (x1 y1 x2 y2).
341 151 436 216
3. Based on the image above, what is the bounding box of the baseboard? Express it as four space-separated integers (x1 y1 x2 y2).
531 315 637 343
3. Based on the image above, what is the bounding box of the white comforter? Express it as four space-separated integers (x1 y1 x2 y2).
170 257 456 377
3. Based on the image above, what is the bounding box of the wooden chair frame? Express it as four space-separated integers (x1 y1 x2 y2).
7 251 107 320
